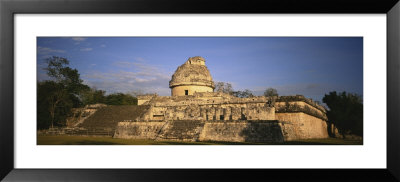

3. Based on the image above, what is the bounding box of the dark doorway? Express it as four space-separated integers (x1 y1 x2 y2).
185 90 188 95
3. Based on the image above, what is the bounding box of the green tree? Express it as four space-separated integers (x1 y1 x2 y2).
81 88 106 105
45 56 88 107
264 88 278 97
232 89 254 98
37 81 72 129
322 91 363 137
214 81 254 98
105 93 138 105
38 56 88 129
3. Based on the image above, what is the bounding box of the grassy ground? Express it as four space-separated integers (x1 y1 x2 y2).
37 135 362 145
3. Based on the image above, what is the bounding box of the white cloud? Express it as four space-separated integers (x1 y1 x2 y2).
71 37 88 45
82 61 171 96
37 46 66 55
72 37 87 41
113 61 133 67
80 48 93 52
100 44 106 48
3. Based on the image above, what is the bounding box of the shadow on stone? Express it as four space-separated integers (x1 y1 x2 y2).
326 121 335 138
160 120 204 141
239 120 284 143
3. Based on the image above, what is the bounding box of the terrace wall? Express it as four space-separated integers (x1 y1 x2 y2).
114 120 284 143
276 113 329 141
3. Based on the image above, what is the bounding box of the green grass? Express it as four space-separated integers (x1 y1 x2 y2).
37 135 362 145
283 138 363 145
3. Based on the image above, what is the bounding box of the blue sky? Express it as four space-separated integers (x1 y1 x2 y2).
37 37 363 102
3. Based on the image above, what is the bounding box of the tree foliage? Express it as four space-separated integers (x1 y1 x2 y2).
264 88 278 97
38 56 89 129
105 93 138 105
81 88 107 106
232 89 254 98
214 81 255 98
45 56 88 96
214 82 233 94
37 81 73 129
44 56 70 81
81 89 138 106
44 56 89 107
322 91 363 137
38 56 140 129
38 57 92 129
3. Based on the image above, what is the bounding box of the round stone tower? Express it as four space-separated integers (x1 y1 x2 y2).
169 56 215 96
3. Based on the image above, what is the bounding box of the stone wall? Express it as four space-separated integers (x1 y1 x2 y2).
171 85 213 96
199 121 283 143
114 120 284 143
276 113 329 141
71 93 332 142
140 93 276 122
143 103 275 122
276 101 324 115
137 94 157 105
38 127 114 136
138 99 149 105
157 120 205 141
113 121 165 139
277 95 326 112
275 101 327 120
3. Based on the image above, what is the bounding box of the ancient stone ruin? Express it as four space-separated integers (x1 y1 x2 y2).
169 56 215 96
113 56 332 143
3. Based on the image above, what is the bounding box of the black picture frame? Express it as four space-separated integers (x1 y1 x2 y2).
1 0 399 181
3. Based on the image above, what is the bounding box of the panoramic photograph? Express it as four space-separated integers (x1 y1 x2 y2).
36 37 363 145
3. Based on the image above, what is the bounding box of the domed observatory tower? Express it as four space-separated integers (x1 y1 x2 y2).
169 56 215 96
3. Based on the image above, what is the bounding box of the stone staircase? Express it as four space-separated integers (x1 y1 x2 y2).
78 105 150 130
37 105 152 137
156 120 205 141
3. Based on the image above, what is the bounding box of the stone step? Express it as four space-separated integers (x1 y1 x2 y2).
157 120 205 141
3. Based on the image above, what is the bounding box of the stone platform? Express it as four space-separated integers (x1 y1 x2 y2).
114 120 284 143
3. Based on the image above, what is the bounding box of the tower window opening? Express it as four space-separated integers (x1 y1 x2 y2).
185 90 188 95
